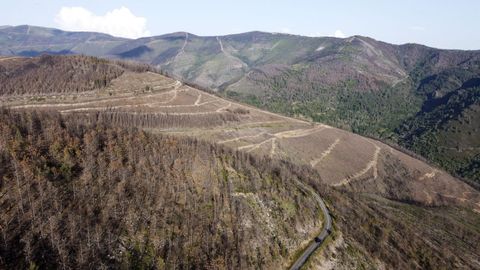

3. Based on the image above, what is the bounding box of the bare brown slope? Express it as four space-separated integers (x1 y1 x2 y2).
3 26 480 183
3 56 478 212
1 56 480 269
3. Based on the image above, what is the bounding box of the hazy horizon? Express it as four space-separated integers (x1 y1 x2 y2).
1 0 479 50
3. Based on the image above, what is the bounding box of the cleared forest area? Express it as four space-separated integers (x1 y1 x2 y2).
1 55 480 269
2 56 478 212
0 110 325 269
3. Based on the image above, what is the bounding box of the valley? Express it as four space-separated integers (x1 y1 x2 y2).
1 55 480 269
2 56 478 212
2 25 479 184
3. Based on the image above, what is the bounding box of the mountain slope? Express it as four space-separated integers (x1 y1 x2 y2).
0 56 480 269
1 55 479 269
0 25 126 56
0 110 325 269
110 31 480 184
0 55 126 95
1 25 479 183
2 55 479 212
397 66 480 183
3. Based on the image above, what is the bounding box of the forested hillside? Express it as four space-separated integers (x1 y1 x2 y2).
397 68 480 183
1 25 479 183
0 54 479 269
113 32 480 184
0 110 322 269
308 190 480 269
1 110 479 269
0 55 152 96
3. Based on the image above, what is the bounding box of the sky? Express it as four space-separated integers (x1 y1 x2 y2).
1 0 479 50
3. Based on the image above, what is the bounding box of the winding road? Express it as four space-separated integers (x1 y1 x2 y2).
289 180 333 270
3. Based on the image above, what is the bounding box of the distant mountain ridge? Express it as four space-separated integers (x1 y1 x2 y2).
0 25 126 56
1 25 479 183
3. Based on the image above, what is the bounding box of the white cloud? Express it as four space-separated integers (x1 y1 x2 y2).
334 29 346 38
55 6 150 39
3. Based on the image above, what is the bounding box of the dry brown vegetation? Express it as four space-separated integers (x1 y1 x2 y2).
0 55 153 96
67 110 241 129
1 55 479 269
2 110 479 269
2 56 479 211
304 188 480 269
0 110 322 269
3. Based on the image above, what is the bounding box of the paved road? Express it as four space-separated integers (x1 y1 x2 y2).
289 180 332 270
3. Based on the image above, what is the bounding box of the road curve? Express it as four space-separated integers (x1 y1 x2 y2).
289 180 332 270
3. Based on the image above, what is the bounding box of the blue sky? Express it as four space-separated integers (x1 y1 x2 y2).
1 0 479 50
